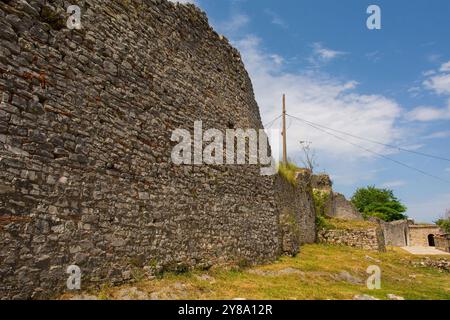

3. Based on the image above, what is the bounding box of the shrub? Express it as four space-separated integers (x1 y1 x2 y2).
436 218 450 234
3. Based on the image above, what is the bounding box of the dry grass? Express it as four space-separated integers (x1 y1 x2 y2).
61 244 450 300
324 217 378 230
278 162 300 186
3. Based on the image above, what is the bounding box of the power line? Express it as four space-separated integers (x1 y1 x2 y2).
263 114 282 128
287 113 450 163
287 115 450 184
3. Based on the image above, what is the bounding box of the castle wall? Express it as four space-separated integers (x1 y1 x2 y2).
435 234 450 253
332 193 363 221
275 170 317 255
312 174 362 221
0 0 280 299
381 220 410 247
318 227 385 252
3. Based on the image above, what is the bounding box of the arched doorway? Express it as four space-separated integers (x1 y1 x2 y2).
428 234 435 247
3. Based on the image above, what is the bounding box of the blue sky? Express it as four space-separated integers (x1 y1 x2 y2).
172 0 450 223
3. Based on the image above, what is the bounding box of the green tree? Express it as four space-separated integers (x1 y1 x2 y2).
351 186 407 222
435 209 450 233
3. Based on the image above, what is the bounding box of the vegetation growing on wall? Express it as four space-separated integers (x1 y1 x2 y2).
351 186 407 222
313 189 331 230
278 162 300 186
313 189 330 217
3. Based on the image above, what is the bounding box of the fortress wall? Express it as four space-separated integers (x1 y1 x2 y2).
318 227 386 252
0 0 280 299
275 169 317 255
380 220 409 247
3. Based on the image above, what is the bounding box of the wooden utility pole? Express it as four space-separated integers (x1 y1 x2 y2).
282 94 287 164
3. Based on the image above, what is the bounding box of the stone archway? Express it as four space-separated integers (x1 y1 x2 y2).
428 234 435 247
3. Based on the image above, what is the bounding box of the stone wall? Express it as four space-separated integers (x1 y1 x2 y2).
409 225 442 247
311 174 333 192
332 193 363 221
318 228 386 252
435 234 450 253
0 0 281 299
275 169 316 255
312 174 362 221
381 219 410 247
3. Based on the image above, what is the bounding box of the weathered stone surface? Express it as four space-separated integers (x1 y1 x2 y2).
0 0 282 299
435 234 450 253
312 174 362 221
318 228 386 252
275 169 317 255
332 193 363 221
409 224 442 247
410 257 450 272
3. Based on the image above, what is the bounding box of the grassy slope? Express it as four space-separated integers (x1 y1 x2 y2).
63 244 450 300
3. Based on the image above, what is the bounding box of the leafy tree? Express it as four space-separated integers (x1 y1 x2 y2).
351 186 407 222
435 209 450 233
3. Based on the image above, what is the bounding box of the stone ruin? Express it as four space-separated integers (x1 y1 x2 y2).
311 174 363 221
375 218 446 251
0 0 318 299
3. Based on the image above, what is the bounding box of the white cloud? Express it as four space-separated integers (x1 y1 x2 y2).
401 144 424 151
408 61 450 122
310 42 346 64
423 130 450 139
406 101 450 122
264 9 288 29
216 13 249 34
407 86 422 98
422 70 436 77
440 61 450 72
234 35 403 159
424 73 450 95
423 60 450 95
381 180 406 188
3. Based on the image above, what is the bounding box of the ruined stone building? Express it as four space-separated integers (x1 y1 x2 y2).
380 219 444 249
0 0 317 299
311 174 363 221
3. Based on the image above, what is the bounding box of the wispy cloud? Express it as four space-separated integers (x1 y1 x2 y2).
427 53 442 63
366 51 382 63
424 59 450 95
216 13 250 35
407 60 450 122
406 102 450 122
424 130 450 139
424 74 450 95
381 180 406 188
309 43 346 65
264 9 288 29
440 61 450 72
234 35 403 160
407 86 422 98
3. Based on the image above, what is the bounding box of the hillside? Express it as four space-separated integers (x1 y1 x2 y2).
62 244 450 300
